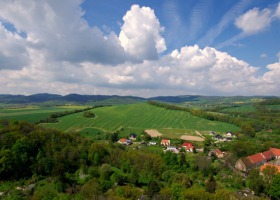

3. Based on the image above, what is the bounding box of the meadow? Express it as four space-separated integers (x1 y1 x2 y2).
43 103 240 135
0 105 88 123
221 105 257 112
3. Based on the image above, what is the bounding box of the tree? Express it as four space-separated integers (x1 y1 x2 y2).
269 174 280 200
206 175 216 193
241 123 255 137
147 181 160 197
262 165 278 193
246 169 263 195
83 111 95 118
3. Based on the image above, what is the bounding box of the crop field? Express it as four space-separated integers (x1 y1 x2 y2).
265 105 280 111
221 105 256 112
0 105 88 123
43 103 240 134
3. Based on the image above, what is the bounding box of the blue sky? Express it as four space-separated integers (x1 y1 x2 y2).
81 0 280 68
0 0 279 96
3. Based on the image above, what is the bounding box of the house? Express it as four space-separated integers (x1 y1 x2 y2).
248 153 266 167
129 134 137 140
262 150 274 161
166 146 179 153
235 157 255 172
235 148 280 171
215 149 224 158
225 137 232 141
209 131 215 136
226 132 234 137
214 134 223 141
260 163 280 174
118 138 132 145
161 139 171 146
182 142 195 152
149 141 157 146
269 148 280 159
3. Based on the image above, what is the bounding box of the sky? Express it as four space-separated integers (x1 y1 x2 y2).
0 0 279 97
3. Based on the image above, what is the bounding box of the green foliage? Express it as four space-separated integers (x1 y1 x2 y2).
246 169 264 195
83 111 95 118
206 175 217 193
269 174 280 200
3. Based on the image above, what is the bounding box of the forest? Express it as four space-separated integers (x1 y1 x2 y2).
0 119 280 200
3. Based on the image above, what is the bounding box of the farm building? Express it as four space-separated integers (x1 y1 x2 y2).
182 142 195 152
214 134 223 141
215 149 224 158
129 134 137 140
235 148 280 172
226 132 234 137
161 139 170 146
166 146 179 153
149 141 157 145
118 138 132 145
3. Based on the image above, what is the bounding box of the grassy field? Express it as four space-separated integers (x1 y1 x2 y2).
43 103 240 134
221 105 256 112
0 105 88 123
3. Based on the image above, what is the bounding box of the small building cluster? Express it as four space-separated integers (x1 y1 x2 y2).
118 138 133 146
161 139 195 154
210 131 235 142
235 148 280 172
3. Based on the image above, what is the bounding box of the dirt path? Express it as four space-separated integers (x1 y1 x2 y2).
195 130 205 139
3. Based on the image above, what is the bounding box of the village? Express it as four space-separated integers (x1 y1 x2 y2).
117 131 280 176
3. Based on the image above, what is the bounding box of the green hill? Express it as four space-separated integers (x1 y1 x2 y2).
43 103 240 134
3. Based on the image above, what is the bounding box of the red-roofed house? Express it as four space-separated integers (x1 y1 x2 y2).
215 149 224 158
270 148 280 159
118 138 132 145
235 157 255 172
262 150 274 161
248 153 266 166
161 139 170 146
260 163 280 174
235 148 280 172
182 142 195 152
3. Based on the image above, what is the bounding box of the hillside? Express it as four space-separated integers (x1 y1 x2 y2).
43 103 240 134
1 93 277 106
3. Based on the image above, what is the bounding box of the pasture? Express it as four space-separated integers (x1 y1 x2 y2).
0 105 88 123
43 103 240 134
221 105 256 112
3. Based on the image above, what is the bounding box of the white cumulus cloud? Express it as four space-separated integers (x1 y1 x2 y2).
119 5 166 61
235 8 272 35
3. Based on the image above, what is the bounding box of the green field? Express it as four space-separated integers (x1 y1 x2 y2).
43 103 240 134
264 105 280 111
0 105 88 123
221 105 256 112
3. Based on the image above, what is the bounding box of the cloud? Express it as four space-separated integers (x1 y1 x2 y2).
198 0 253 46
0 0 127 65
0 23 29 70
218 3 280 48
119 5 166 61
235 8 272 35
276 2 280 17
260 53 268 59
0 2 279 97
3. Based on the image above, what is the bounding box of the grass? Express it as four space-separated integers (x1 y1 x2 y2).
0 105 88 123
221 105 256 112
43 103 240 135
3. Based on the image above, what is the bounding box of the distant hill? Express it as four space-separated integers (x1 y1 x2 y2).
148 95 200 103
0 93 145 104
0 93 278 105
